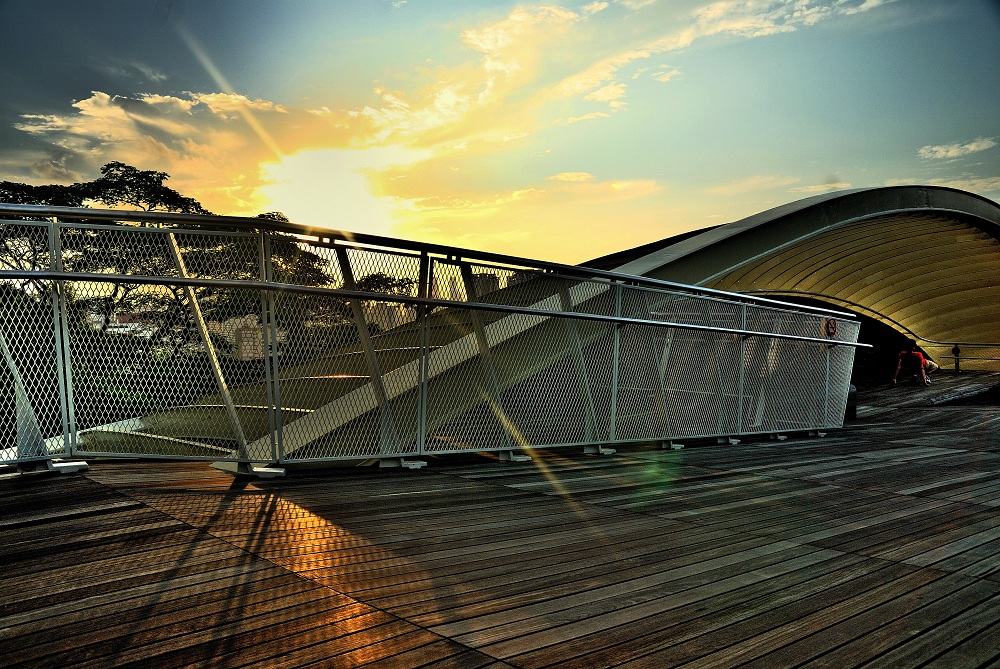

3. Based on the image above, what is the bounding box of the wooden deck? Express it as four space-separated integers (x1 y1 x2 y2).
2 372 1000 668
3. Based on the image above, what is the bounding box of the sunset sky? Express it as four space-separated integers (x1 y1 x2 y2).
1 0 998 263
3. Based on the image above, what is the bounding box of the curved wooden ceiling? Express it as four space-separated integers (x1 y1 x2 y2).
705 212 1000 351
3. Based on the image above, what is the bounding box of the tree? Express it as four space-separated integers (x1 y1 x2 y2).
80 161 211 214
0 181 85 208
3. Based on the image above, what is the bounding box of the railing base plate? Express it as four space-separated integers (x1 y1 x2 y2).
212 461 286 478
499 450 532 462
584 445 616 456
379 458 427 469
17 459 89 475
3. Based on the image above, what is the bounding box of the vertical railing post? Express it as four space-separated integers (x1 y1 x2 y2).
416 253 430 455
458 261 514 451
824 344 832 427
258 230 278 463
263 235 284 462
656 328 675 439
334 246 401 454
558 284 597 442
610 282 622 443
736 304 747 435
167 233 249 459
0 325 44 459
49 219 75 455
751 314 785 432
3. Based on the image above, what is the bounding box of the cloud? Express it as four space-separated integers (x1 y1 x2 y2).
557 50 652 97
617 0 658 9
461 5 579 75
651 66 681 82
12 91 374 215
706 175 800 195
103 60 169 83
789 182 852 194
3 0 897 257
926 176 1000 194
553 0 890 116
392 175 664 262
584 83 628 109
548 171 595 181
918 138 997 160
559 111 611 124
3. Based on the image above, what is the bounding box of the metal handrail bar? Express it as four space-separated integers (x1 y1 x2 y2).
0 203 856 318
746 289 1000 349
0 268 871 349
50 220 260 239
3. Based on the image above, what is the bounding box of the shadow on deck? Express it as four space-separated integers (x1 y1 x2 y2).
3 376 1000 668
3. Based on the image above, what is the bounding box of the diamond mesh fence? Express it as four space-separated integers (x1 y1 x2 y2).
0 213 862 468
0 222 68 463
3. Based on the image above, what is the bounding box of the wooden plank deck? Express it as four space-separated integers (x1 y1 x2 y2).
2 373 1000 667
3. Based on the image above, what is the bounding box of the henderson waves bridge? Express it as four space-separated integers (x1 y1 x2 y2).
0 202 861 475
4 186 1000 668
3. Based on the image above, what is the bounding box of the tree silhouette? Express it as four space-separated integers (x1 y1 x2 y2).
81 161 211 214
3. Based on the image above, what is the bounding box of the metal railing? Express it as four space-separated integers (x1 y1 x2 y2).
0 204 863 471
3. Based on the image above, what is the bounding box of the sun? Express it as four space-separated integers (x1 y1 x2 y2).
259 147 431 236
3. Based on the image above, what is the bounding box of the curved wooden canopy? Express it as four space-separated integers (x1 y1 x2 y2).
609 186 1000 369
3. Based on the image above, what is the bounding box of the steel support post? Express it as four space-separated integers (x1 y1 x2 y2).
824 345 832 428
48 220 75 454
167 233 249 459
415 253 430 456
334 246 402 454
0 327 44 458
712 322 729 438
736 304 747 435
609 282 622 444
558 284 597 442
657 328 675 439
752 315 785 432
258 231 279 463
458 261 515 451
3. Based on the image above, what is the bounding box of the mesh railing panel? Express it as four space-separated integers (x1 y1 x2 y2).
0 212 862 468
0 279 67 462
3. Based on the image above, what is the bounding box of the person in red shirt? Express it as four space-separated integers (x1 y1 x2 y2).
892 339 937 386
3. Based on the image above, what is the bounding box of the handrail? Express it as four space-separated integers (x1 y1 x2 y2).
0 208 862 472
746 289 1000 349
0 269 871 349
0 203 857 319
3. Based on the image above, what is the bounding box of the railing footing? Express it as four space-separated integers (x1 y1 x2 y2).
584 445 616 456
809 430 827 438
499 450 532 462
379 458 427 469
770 433 788 441
661 440 685 450
17 459 89 475
212 461 285 478
718 437 741 445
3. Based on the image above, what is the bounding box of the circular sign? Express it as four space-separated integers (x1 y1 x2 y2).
824 318 838 337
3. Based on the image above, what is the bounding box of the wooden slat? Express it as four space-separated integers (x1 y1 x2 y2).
3 381 1000 667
